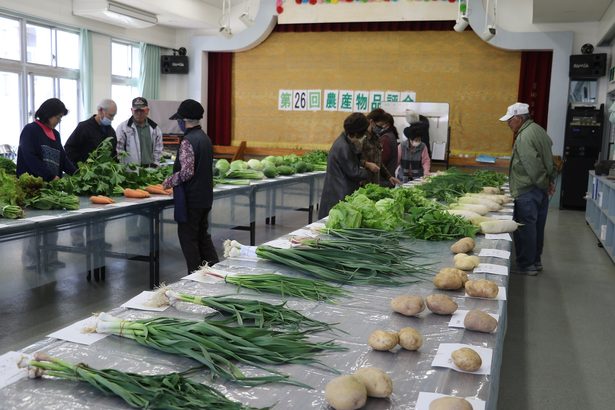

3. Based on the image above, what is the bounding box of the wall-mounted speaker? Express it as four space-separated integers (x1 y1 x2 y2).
569 53 606 79
161 55 189 74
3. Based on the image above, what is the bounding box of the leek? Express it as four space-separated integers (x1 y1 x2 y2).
24 352 268 409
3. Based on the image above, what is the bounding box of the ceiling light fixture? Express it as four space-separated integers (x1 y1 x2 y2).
453 0 469 32
239 0 254 26
219 0 232 38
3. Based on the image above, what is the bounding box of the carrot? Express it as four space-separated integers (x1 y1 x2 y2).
90 195 114 204
123 188 150 199
144 185 171 195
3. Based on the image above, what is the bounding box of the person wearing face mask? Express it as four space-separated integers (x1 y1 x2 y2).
65 99 118 166
318 112 380 219
363 109 400 187
64 99 118 248
115 97 163 168
162 99 219 274
17 98 77 269
378 113 401 187
399 126 431 181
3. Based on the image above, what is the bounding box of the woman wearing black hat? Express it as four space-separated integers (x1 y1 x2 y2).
318 112 380 219
162 99 219 273
17 98 77 270
399 125 431 181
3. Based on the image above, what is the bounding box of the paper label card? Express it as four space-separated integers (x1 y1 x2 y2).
26 215 59 222
474 263 509 276
121 291 170 312
478 249 511 259
485 233 512 241
47 317 109 345
0 351 30 389
415 392 486 410
431 343 493 375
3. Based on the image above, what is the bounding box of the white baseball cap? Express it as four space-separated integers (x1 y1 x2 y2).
499 102 529 121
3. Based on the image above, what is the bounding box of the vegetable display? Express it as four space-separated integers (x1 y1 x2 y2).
255 238 431 285
149 288 335 332
92 313 344 387
24 353 268 410
200 266 348 302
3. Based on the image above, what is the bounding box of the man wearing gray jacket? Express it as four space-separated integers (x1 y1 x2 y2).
115 97 163 167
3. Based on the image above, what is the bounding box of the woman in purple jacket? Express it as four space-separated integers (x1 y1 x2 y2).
17 98 76 270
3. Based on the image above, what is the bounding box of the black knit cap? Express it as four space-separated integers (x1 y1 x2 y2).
35 98 68 123
404 123 428 140
169 99 204 120
343 112 369 135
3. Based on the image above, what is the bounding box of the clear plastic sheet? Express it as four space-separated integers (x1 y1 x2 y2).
0 227 511 409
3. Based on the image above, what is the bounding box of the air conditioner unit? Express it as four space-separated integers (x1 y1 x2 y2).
73 0 158 29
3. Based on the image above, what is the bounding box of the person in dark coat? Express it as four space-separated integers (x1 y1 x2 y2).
17 98 76 181
17 98 76 269
162 99 219 273
64 99 118 165
318 113 380 219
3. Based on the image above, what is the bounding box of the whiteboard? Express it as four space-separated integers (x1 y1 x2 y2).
381 102 450 160
148 100 185 134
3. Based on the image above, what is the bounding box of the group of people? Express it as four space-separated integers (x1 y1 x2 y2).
318 108 432 219
16 97 218 274
319 102 557 277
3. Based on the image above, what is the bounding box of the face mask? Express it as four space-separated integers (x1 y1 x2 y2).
411 141 421 147
350 135 366 153
178 119 186 132
100 117 112 126
372 125 383 135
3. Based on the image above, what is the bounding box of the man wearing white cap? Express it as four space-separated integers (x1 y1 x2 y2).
499 102 556 276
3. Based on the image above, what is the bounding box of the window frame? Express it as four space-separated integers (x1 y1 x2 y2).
0 12 80 144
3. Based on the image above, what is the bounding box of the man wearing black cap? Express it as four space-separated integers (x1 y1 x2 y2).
162 99 219 273
115 97 163 167
318 112 380 219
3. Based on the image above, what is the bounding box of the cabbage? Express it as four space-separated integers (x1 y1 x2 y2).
247 159 264 171
215 159 230 176
230 160 248 171
326 202 362 229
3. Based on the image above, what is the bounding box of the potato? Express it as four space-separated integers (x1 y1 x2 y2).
451 347 482 372
325 375 367 410
453 253 468 262
398 327 423 351
465 279 499 298
429 396 474 410
464 309 498 333
425 294 458 315
368 330 399 351
433 267 466 290
454 255 480 271
353 367 393 398
450 237 475 254
390 295 425 317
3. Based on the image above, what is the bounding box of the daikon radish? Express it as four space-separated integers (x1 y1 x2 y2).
450 203 490 215
446 209 481 221
458 196 501 211
480 220 519 234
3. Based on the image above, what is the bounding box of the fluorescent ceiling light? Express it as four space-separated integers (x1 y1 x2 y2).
73 0 158 29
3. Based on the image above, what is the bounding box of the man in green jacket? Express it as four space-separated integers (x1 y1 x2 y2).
500 103 556 275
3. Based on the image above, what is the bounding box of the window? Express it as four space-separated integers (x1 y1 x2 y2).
111 41 140 124
0 14 80 148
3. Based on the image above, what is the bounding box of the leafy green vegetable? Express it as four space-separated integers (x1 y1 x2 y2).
26 189 80 210
0 157 16 175
215 158 231 175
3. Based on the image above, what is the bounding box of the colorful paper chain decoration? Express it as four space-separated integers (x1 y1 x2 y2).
278 0 457 14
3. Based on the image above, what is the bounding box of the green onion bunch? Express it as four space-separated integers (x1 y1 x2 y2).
161 290 335 332
202 267 348 302
26 352 269 410
255 241 431 285
0 202 24 219
94 313 344 386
